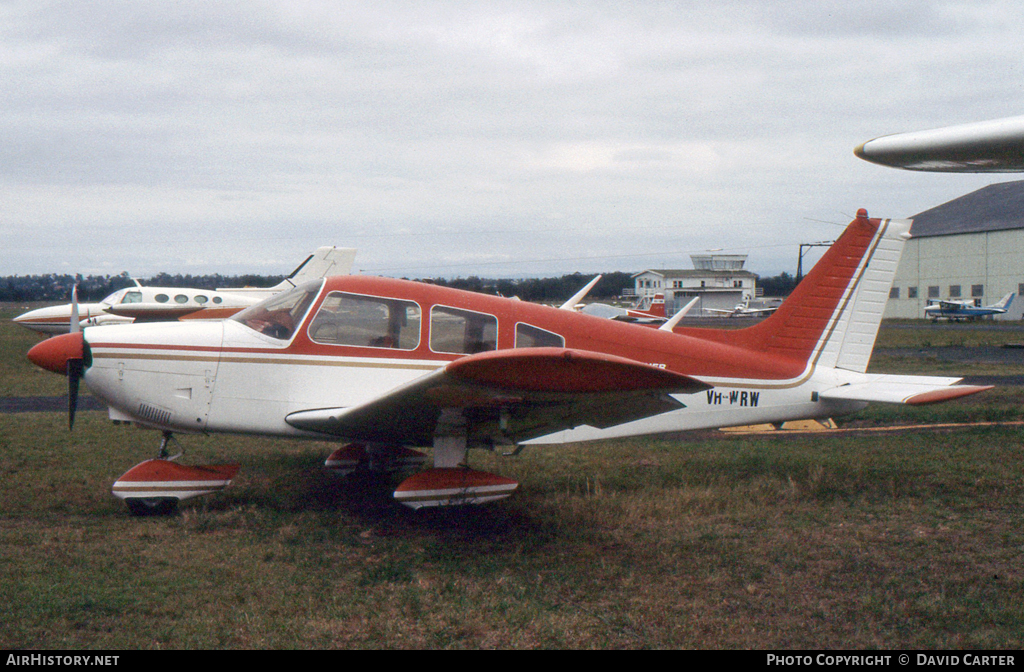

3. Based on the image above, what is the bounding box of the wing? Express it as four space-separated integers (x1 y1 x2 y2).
103 303 204 321
285 347 710 445
580 303 667 324
855 115 1024 173
818 375 991 405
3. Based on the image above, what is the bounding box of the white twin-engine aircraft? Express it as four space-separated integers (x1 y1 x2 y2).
13 247 356 336
28 210 989 514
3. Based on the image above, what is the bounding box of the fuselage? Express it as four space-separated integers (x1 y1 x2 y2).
77 275 867 444
14 286 261 335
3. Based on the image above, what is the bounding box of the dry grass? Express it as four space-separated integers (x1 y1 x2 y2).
1 413 1023 649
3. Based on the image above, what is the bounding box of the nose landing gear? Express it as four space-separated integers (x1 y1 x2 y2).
113 432 240 517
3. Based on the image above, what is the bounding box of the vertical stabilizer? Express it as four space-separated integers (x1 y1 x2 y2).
812 216 911 372
679 210 911 375
288 247 357 283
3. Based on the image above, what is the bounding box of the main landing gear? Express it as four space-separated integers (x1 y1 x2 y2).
112 431 240 517
326 419 519 510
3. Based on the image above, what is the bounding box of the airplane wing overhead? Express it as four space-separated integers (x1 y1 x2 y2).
285 347 710 445
818 375 991 406
855 116 1024 172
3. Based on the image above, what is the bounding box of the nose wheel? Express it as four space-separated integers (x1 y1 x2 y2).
113 432 240 517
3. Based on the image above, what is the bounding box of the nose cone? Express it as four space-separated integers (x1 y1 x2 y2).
27 332 85 375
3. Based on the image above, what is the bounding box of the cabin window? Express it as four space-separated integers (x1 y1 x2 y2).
308 292 421 350
121 291 143 304
515 323 564 348
155 294 169 303
232 280 321 341
175 294 189 304
195 295 208 304
213 296 223 304
429 306 497 354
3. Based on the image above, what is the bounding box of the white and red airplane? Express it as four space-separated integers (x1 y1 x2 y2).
704 298 780 318
27 210 990 514
579 292 670 324
13 247 356 336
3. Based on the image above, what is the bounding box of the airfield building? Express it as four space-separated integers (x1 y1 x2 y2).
632 254 759 315
885 180 1024 321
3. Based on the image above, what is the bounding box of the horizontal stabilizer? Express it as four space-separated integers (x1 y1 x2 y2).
818 376 992 405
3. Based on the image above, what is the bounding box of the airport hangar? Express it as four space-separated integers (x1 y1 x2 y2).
884 179 1024 321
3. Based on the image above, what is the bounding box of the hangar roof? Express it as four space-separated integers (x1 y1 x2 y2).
910 179 1024 238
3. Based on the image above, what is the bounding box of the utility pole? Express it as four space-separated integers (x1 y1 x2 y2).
796 241 834 282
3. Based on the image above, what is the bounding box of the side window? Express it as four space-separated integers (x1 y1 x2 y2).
429 306 497 354
120 291 143 304
515 323 564 348
308 292 421 350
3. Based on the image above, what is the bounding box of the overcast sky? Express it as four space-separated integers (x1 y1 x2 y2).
2 1 1022 281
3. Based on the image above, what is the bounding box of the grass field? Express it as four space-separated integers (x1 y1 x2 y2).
2 305 1024 648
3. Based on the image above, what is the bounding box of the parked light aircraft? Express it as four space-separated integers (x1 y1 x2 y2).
704 298 780 318
13 247 356 336
924 293 1015 322
855 115 1024 172
579 292 669 324
27 211 990 513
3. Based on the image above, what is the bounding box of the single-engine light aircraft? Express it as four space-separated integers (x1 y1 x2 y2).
28 211 990 513
703 298 780 318
924 292 1015 322
14 247 356 336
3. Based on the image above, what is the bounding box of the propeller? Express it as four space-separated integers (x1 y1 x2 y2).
67 285 84 429
26 284 87 429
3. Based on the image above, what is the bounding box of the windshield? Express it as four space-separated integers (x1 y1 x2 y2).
231 280 322 340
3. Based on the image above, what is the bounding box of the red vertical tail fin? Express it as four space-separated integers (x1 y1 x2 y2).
678 210 911 374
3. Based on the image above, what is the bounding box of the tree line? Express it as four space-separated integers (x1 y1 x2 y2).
1 270 799 303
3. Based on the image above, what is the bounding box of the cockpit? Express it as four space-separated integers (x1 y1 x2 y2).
231 280 322 340
101 288 143 306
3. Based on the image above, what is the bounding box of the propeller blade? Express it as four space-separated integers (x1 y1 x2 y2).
68 357 83 430
69 284 82 428
70 285 80 333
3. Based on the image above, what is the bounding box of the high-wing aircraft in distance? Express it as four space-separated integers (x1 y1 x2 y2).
28 211 990 514
924 292 1015 322
855 115 1024 172
13 247 356 336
